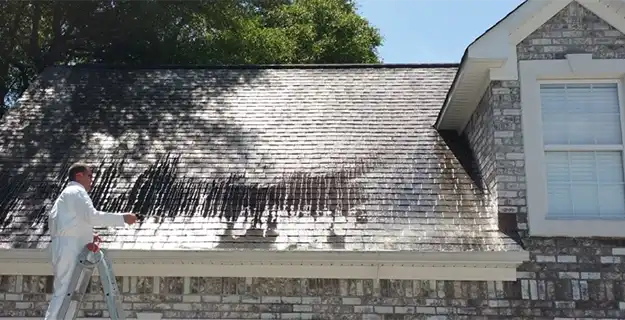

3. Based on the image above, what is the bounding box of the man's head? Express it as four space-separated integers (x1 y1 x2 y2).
68 162 93 192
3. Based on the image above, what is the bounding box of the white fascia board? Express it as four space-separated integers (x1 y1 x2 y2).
438 1 552 131
439 0 625 131
508 0 625 45
435 60 470 129
508 0 574 45
0 248 529 281
469 0 557 59
467 30 510 60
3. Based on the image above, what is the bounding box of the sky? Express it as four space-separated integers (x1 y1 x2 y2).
355 0 525 63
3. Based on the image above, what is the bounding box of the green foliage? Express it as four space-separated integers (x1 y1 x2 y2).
0 0 382 116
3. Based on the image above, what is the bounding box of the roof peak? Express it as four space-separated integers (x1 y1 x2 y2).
55 62 460 71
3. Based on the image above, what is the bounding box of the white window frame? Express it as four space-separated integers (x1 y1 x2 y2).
521 54 625 237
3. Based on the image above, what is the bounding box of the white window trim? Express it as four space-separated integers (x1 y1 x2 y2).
521 54 625 237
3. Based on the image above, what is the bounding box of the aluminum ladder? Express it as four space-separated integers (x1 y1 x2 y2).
57 240 126 319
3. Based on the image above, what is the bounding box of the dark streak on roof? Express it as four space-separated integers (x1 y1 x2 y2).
0 64 522 253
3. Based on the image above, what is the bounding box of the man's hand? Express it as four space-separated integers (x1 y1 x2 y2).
123 213 138 225
92 234 101 243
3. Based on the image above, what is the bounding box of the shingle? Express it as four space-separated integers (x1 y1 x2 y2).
0 65 522 252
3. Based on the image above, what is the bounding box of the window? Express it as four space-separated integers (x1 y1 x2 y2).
540 83 625 219
520 55 625 237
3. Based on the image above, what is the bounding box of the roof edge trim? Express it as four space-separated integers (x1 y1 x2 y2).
436 0 583 132
435 0 531 130
56 63 461 70
0 248 529 281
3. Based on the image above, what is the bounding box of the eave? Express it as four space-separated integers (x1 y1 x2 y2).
0 248 529 281
434 0 625 133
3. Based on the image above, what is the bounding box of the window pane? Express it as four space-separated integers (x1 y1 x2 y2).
599 185 625 216
546 152 569 182
547 184 572 216
545 151 625 218
541 83 622 145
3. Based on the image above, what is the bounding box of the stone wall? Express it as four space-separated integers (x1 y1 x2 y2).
516 1 625 60
464 85 495 195
1 274 520 319
463 79 523 232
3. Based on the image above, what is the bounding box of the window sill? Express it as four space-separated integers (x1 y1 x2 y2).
546 215 625 221
530 219 625 237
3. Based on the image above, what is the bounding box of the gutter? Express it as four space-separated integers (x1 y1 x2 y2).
0 248 529 281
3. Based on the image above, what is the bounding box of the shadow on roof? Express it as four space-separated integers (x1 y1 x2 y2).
0 66 264 247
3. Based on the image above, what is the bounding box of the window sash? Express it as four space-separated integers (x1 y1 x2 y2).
544 150 625 219
540 82 622 146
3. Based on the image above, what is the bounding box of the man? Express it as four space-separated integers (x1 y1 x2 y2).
45 162 138 320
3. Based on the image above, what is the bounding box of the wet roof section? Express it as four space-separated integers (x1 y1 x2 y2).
0 64 522 252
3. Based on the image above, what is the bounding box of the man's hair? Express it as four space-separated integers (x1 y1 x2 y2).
68 162 90 181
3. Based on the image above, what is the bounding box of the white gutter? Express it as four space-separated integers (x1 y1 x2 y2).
0 248 528 281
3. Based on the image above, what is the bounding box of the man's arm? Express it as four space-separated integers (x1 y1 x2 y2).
73 189 127 227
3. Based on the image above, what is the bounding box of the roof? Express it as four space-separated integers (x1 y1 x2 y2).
0 64 523 253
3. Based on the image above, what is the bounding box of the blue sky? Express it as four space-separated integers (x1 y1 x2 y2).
355 0 525 63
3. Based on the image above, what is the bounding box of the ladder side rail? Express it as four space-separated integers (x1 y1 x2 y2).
97 248 126 320
56 247 98 320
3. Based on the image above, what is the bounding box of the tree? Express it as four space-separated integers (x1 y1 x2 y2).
0 0 382 117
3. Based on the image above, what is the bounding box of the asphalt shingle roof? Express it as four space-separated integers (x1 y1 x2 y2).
0 64 522 252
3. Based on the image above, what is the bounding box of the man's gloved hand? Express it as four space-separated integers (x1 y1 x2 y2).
123 213 138 225
92 233 101 243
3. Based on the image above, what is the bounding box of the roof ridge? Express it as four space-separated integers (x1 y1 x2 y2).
54 62 461 70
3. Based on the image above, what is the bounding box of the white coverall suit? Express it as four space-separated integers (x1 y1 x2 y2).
44 181 127 320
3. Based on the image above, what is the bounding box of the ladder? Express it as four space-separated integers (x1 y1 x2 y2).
57 240 126 320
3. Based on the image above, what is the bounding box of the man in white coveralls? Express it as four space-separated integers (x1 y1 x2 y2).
45 162 138 319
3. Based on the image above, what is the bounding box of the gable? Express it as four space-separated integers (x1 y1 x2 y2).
0 64 522 257
518 1 625 60
436 0 625 132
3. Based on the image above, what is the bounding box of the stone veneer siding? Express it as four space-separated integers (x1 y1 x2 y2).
4 2 625 320
1 275 525 319
464 87 496 196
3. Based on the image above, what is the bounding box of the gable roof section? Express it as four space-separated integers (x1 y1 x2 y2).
435 0 625 132
0 65 528 280
0 64 528 279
